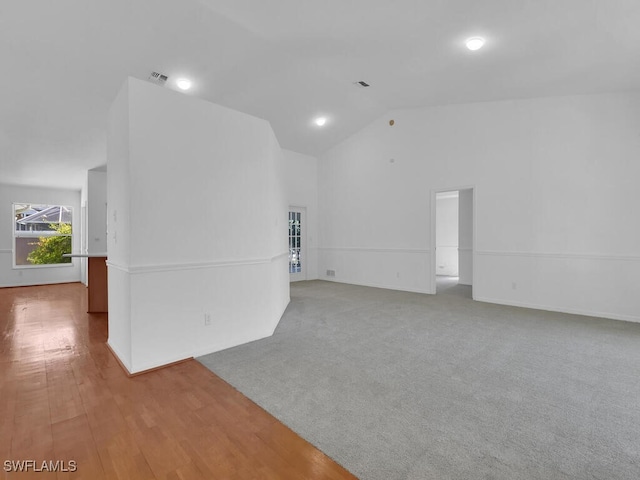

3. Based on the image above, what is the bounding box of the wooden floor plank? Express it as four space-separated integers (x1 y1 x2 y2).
0 283 357 480
51 414 105 480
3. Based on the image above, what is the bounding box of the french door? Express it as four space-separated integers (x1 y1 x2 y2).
288 208 306 281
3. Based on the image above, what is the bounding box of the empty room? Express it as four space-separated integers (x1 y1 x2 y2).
1 1 639 479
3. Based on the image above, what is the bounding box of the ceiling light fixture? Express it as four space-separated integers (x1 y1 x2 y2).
465 37 485 51
314 116 327 127
176 78 192 90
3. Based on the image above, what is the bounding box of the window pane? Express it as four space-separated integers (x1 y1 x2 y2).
14 204 73 266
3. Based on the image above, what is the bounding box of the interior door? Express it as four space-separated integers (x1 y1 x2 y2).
288 208 306 281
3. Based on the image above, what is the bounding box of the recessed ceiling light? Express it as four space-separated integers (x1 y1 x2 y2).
314 116 327 127
176 78 192 90
465 37 485 51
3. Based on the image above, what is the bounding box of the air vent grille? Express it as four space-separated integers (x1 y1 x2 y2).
355 81 370 87
148 71 169 85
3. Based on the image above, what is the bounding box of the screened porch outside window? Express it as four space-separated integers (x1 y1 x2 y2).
14 203 73 267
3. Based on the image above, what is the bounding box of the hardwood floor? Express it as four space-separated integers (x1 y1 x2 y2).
0 283 357 479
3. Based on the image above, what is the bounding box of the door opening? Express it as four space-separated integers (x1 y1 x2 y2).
432 187 474 299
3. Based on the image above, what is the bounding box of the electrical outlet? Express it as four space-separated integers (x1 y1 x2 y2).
326 269 336 277
512 282 517 290
204 313 211 326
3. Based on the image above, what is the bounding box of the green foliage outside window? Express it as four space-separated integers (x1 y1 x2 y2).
26 223 72 265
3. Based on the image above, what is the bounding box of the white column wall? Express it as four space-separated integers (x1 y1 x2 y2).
106 79 132 370
318 92 640 322
107 77 289 373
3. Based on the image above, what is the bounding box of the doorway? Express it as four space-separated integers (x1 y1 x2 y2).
431 187 474 298
288 207 306 282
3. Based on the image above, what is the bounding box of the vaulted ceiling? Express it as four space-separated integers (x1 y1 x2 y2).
2 0 639 189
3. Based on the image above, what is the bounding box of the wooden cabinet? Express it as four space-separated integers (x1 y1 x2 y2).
88 256 108 313
64 254 108 313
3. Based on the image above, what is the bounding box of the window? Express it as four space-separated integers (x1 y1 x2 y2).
13 203 73 267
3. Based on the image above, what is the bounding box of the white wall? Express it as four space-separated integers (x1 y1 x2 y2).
458 189 473 285
77 169 108 287
0 183 81 287
80 176 88 285
282 149 319 280
436 193 458 276
87 169 107 254
107 77 289 373
317 130 430 293
318 92 640 322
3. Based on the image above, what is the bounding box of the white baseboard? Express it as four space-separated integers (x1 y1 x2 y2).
0 279 81 288
474 296 640 324
321 277 430 295
106 339 132 372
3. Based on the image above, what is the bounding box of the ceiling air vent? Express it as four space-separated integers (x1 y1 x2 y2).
148 71 169 85
355 81 370 88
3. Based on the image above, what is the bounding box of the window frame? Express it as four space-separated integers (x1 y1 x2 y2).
12 202 74 269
